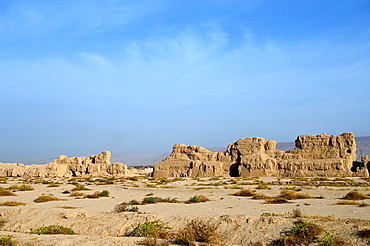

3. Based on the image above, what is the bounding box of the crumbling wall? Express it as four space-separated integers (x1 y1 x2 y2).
153 132 368 177
0 151 129 178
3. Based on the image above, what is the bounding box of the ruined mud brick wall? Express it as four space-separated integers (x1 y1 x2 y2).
153 132 368 177
0 151 129 177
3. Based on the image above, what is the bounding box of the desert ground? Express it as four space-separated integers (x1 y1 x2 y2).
0 172 369 245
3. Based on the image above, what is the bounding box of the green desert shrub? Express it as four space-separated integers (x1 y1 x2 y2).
175 219 223 245
99 190 109 197
30 225 77 235
127 220 170 238
0 235 17 246
0 201 26 206
185 195 210 204
274 219 323 245
33 195 67 203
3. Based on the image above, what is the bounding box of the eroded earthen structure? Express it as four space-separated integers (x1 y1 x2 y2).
153 132 370 177
0 151 129 178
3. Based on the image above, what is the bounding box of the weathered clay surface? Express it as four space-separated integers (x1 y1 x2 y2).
153 132 369 177
0 151 129 177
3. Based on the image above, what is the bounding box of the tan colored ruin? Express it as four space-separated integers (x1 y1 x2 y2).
153 132 370 177
0 151 129 178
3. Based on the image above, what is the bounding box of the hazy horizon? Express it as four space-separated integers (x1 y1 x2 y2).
1 1 370 163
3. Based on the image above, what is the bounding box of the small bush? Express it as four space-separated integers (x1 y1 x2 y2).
0 189 16 196
71 184 89 191
129 200 141 205
253 193 272 200
30 225 77 235
279 190 312 200
334 200 361 205
0 201 26 206
113 202 139 213
33 195 67 203
263 198 291 204
8 184 34 191
0 235 17 246
256 183 271 190
142 197 161 204
342 191 369 200
47 184 60 187
320 230 345 246
185 195 210 204
175 219 223 245
127 220 170 238
274 219 323 245
99 190 109 197
231 189 255 197
69 191 86 197
86 192 100 199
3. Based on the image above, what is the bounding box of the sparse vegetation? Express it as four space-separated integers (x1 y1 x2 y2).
8 184 34 191
263 198 291 204
33 195 67 203
71 184 89 191
113 202 139 213
30 225 77 235
320 230 345 246
185 195 210 204
273 219 324 246
127 220 170 238
342 191 369 200
47 183 60 187
175 219 223 245
334 200 361 205
0 201 26 206
0 235 17 246
231 189 255 197
0 189 16 196
278 189 312 200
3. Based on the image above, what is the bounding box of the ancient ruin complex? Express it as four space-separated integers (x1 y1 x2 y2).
0 151 129 178
153 132 370 177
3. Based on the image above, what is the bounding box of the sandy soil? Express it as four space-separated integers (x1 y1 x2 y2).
0 175 369 245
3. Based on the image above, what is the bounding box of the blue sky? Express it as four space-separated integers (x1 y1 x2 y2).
1 0 370 164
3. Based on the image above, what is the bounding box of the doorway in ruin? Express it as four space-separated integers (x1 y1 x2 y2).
229 163 241 177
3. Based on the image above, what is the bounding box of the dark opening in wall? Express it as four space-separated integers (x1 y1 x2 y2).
229 163 240 177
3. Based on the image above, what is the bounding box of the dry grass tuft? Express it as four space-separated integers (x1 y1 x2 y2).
231 189 255 197
279 189 312 200
33 195 67 203
0 189 16 196
263 198 292 204
342 191 369 200
175 219 223 245
334 200 361 205
0 201 26 206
